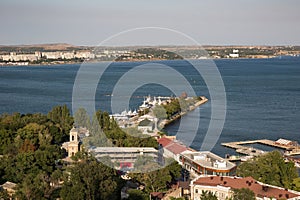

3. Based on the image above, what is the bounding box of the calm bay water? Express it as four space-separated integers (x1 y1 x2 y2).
0 58 299 156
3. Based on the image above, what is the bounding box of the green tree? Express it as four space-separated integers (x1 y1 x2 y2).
133 155 159 172
232 188 255 200
237 151 298 189
127 189 148 200
16 123 46 151
50 169 63 187
0 189 10 200
130 166 176 193
82 113 112 148
91 110 158 148
130 158 181 193
163 98 181 119
60 157 123 200
0 112 23 131
47 105 73 133
200 190 218 200
292 177 300 191
178 97 189 112
165 159 182 180
152 105 167 119
46 123 67 144
0 128 15 155
16 173 52 200
74 108 91 129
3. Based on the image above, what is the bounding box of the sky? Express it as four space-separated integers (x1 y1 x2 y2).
0 0 300 46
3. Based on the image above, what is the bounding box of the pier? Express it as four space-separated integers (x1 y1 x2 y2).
222 138 300 156
160 96 208 128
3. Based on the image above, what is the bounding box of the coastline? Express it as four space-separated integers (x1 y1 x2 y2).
0 56 290 67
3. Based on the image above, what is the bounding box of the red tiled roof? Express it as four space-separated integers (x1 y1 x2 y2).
158 137 188 155
158 137 172 147
194 176 300 199
165 143 187 155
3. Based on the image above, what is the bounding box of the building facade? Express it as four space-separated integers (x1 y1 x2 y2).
89 147 158 169
158 137 236 177
179 151 236 176
62 127 80 157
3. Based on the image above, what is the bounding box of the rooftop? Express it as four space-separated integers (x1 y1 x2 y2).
182 151 236 170
91 147 158 153
193 176 300 199
1 181 17 190
158 137 188 155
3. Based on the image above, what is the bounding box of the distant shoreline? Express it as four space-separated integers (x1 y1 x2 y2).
1 56 297 67
1 43 300 67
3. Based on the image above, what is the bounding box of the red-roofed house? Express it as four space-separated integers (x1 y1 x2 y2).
158 137 236 177
158 137 173 147
190 176 300 200
158 137 188 162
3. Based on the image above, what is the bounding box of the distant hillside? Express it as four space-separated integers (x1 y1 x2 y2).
0 43 92 54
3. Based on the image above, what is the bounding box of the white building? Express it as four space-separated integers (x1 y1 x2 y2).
229 49 239 58
42 52 63 59
1 52 41 62
62 52 75 59
179 151 236 177
229 53 239 58
158 137 189 162
89 147 158 169
75 51 95 59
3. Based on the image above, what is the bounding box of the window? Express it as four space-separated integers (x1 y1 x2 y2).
195 189 198 193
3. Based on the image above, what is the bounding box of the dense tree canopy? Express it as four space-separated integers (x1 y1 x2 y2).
74 108 91 129
152 105 167 120
60 156 123 200
237 151 299 191
0 105 73 199
126 189 148 200
129 159 181 193
0 105 163 199
161 97 202 120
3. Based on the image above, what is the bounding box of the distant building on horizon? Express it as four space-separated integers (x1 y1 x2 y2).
229 49 239 58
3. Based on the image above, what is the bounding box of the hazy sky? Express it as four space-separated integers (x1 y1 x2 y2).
1 0 300 46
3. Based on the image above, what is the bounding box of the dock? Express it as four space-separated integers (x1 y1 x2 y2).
222 138 300 156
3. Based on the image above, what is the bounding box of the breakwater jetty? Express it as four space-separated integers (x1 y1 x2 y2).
222 138 300 156
160 96 208 128
110 95 208 136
